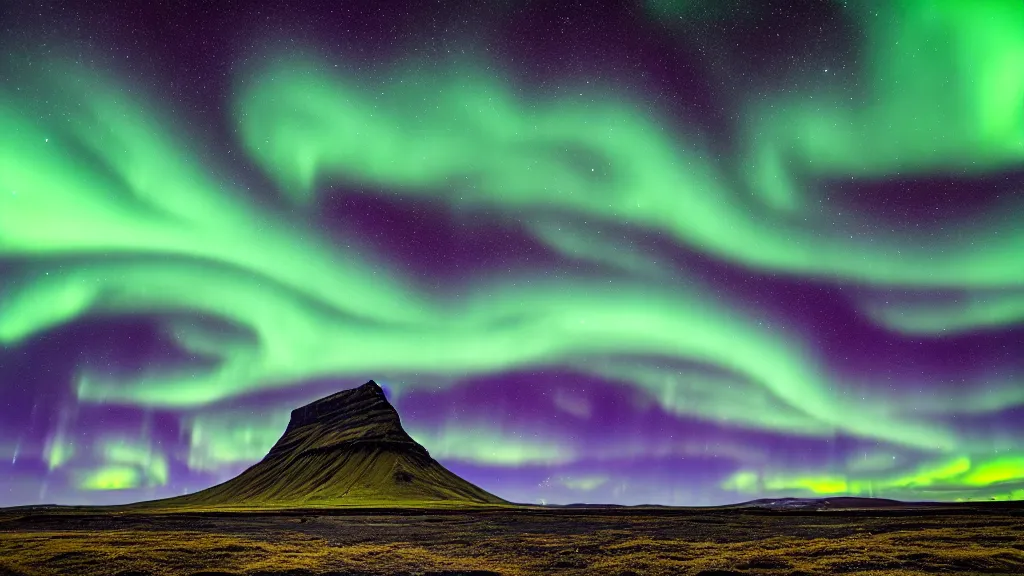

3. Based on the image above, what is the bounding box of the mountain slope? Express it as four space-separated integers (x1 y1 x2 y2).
158 381 505 507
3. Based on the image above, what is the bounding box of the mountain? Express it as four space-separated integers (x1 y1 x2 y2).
156 380 505 508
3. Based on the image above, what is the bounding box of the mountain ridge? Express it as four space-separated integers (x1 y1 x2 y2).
150 380 505 508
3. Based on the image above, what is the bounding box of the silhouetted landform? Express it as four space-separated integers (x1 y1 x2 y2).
735 496 913 510
540 496 1015 511
147 381 504 508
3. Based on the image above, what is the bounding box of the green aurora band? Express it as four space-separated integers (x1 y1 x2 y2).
745 0 1024 213
236 0 1024 288
861 291 1024 336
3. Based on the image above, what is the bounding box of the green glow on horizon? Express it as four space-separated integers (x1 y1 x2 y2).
768 475 848 495
723 454 1023 499
985 489 1024 502
97 438 169 487
76 465 141 491
963 456 1024 486
722 471 759 493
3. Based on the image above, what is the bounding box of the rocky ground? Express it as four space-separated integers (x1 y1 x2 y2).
1 505 1023 575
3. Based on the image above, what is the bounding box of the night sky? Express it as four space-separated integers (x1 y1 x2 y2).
1 0 1023 507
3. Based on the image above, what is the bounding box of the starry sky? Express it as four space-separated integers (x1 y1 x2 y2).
1 0 1023 507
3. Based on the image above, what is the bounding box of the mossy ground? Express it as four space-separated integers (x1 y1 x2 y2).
1 506 1021 575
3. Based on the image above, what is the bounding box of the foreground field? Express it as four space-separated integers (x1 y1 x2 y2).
1 505 1022 575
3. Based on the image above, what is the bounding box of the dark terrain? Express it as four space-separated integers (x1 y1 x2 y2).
1 503 1023 575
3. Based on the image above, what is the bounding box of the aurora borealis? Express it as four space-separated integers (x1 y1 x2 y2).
1 0 1022 507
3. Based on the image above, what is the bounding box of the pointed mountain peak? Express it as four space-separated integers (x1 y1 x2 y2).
285 380 395 434
302 379 386 408
154 380 505 507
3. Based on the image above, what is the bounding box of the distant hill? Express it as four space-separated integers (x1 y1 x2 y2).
735 497 928 510
149 381 505 508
